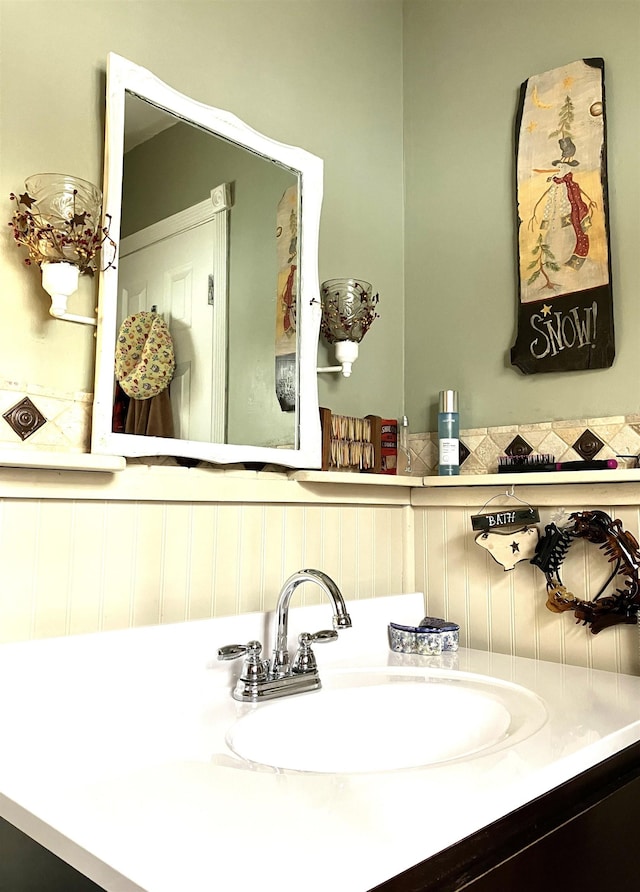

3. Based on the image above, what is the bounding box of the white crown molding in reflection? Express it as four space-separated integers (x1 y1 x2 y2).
211 183 232 213
119 183 232 258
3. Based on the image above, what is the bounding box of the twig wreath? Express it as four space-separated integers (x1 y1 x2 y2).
531 509 640 634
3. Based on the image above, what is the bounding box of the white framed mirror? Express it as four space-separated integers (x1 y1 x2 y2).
91 53 323 468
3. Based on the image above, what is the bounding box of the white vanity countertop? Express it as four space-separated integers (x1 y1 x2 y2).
0 593 639 892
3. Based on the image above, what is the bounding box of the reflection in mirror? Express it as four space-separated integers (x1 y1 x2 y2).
92 53 323 468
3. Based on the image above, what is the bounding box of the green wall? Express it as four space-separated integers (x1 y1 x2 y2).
0 0 405 424
3 0 638 438
403 0 640 431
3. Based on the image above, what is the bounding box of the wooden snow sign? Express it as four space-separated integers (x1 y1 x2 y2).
511 58 614 374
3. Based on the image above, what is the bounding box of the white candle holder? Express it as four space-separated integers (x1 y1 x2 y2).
41 262 97 327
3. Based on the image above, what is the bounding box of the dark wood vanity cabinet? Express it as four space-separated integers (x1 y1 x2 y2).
373 740 640 892
0 816 105 891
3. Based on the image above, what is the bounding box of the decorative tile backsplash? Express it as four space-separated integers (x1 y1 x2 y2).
408 414 640 476
0 379 92 452
2 381 639 480
2 397 47 441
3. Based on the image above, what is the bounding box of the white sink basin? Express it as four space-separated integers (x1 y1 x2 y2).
225 667 547 773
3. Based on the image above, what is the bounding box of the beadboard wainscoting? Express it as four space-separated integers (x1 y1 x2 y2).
1 465 639 676
0 467 412 644
413 482 640 675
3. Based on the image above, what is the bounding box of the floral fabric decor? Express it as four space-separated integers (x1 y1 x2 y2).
115 312 176 400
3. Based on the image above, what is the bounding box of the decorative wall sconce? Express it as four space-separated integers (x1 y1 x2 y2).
8 173 116 326
318 278 379 377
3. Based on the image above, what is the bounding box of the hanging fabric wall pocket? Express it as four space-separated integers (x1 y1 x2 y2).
471 488 540 571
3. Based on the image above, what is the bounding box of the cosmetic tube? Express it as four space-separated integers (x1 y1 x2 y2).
398 415 412 474
438 390 459 476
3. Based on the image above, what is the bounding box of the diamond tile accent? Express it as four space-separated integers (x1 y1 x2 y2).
2 397 47 441
459 441 470 465
572 429 604 461
504 435 533 457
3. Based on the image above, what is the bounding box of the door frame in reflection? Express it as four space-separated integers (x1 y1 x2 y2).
118 185 230 443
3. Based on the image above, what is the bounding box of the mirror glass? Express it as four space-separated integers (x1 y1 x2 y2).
92 53 323 468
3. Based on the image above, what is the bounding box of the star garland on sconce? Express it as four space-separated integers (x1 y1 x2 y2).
531 509 640 634
8 188 116 276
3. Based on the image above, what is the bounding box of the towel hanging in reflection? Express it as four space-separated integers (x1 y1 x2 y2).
124 388 174 438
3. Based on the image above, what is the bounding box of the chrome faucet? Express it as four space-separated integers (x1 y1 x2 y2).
218 569 352 702
271 569 352 676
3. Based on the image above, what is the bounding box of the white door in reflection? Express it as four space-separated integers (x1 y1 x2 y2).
118 195 229 442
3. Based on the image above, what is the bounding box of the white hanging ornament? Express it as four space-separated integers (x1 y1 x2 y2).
475 526 540 571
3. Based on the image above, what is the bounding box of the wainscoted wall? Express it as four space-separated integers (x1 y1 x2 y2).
0 467 411 644
1 465 638 676
413 482 640 676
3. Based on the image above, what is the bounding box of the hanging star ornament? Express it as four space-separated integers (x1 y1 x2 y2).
475 526 540 571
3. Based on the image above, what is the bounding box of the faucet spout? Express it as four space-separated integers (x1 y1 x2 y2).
271 569 351 677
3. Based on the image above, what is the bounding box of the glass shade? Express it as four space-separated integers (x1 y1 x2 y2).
320 278 379 344
22 173 103 268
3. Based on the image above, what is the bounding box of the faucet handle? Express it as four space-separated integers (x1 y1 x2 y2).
306 629 339 644
218 641 260 661
218 641 270 701
218 640 269 683
291 629 338 674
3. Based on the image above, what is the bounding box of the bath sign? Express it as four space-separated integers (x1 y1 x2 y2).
471 508 540 532
510 58 614 374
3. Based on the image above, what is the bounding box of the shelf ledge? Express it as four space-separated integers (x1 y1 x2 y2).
2 459 638 486
289 470 420 486
291 468 640 487
0 451 126 473
423 468 640 487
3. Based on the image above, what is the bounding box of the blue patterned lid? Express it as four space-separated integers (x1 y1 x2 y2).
419 616 459 632
389 617 459 633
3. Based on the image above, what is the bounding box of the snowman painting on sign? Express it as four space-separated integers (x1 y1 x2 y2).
511 58 614 375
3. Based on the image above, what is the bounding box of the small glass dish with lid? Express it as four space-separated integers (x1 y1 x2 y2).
388 616 459 655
